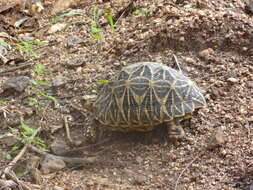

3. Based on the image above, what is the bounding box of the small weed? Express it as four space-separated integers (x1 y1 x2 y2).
11 146 20 151
90 7 116 39
19 123 46 149
34 64 45 76
32 80 51 86
27 64 58 107
105 9 115 32
27 97 46 107
33 39 45 46
50 12 84 25
9 123 47 150
16 40 45 57
97 79 109 84
90 7 103 39
132 8 151 15
0 100 6 105
37 89 57 103
91 79 109 90
0 39 8 46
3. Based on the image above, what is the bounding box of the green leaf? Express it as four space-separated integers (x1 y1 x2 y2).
20 123 36 135
96 79 108 84
132 10 141 15
141 8 151 14
34 64 45 76
38 90 58 103
0 100 6 105
33 39 45 46
32 80 51 86
91 33 102 39
50 12 84 24
105 9 115 32
0 40 8 46
133 8 151 15
11 146 20 151
91 26 102 33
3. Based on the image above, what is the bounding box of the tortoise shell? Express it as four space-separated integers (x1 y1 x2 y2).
93 62 206 131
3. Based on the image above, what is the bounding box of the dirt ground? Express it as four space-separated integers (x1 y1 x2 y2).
0 0 253 189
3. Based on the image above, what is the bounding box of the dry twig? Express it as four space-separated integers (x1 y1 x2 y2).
174 151 205 190
0 62 33 75
173 54 182 73
63 115 74 144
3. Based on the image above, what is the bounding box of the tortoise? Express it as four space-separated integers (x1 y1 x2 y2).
84 62 206 141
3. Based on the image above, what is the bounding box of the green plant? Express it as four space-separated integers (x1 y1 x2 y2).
90 7 116 39
96 79 109 84
27 97 46 107
50 12 84 24
34 64 45 76
16 40 45 57
0 100 6 105
104 9 115 32
20 123 46 149
11 146 20 151
132 8 151 15
90 7 103 39
27 64 58 107
10 123 47 150
0 40 8 46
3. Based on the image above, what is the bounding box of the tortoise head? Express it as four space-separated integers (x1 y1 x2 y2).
83 95 97 112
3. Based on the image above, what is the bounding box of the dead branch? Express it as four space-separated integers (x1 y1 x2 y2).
63 115 74 144
0 62 33 75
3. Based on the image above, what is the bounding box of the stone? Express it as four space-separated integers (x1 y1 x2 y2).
227 77 238 83
52 75 68 87
54 186 65 190
198 48 214 61
66 58 86 68
207 127 226 150
3 76 31 92
50 139 70 156
65 37 84 47
40 154 66 174
245 0 253 15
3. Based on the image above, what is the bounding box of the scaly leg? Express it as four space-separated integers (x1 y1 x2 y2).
167 118 185 142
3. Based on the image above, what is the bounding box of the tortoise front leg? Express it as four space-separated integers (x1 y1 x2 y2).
167 118 185 141
84 116 98 143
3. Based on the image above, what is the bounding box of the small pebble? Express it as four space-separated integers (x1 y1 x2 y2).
52 75 68 87
227 77 238 83
66 58 86 68
207 127 226 150
66 37 84 47
248 116 253 122
48 23 67 34
185 57 195 64
245 0 253 15
198 48 214 60
54 186 65 190
136 156 143 164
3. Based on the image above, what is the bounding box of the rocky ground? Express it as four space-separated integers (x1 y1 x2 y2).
0 0 253 189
